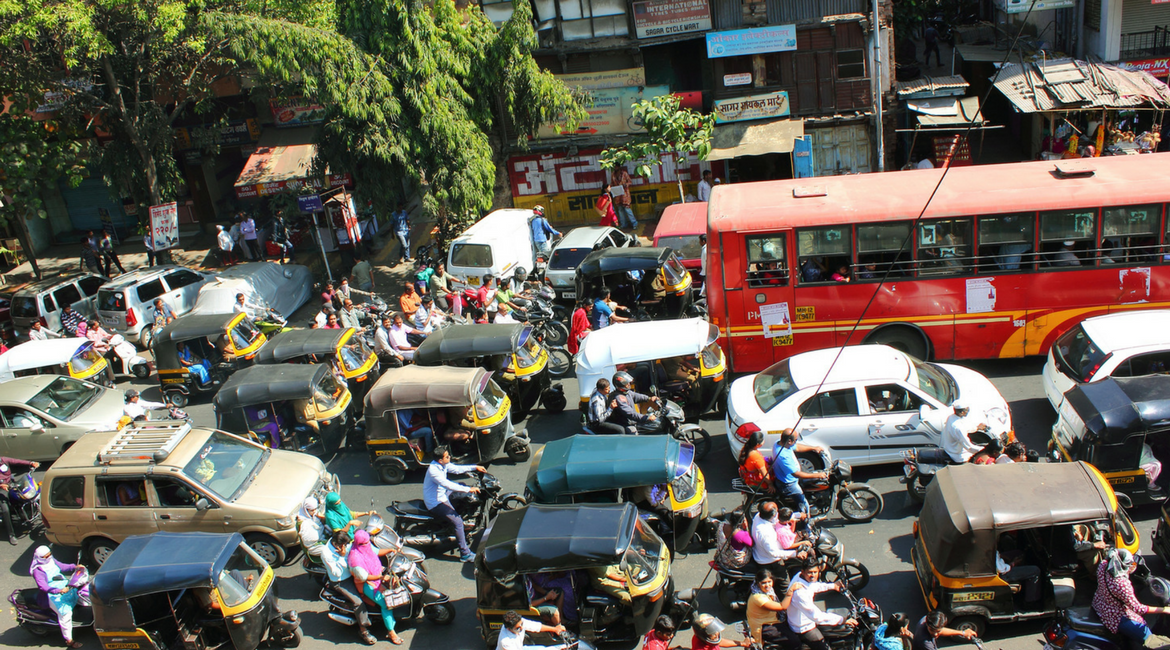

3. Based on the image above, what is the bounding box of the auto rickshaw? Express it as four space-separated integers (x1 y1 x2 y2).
912 462 1140 637
415 324 561 421
364 365 529 484
255 327 379 418
91 531 301 650
153 313 268 407
476 502 693 648
0 338 113 386
1050 375 1170 506
574 247 695 321
213 364 352 458
575 317 726 421
524 435 710 553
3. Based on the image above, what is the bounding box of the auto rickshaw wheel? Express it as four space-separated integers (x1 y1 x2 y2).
277 627 303 648
18 620 51 637
906 479 927 504
505 439 531 463
167 391 189 408
424 602 456 625
949 616 986 638
245 534 287 567
376 460 407 485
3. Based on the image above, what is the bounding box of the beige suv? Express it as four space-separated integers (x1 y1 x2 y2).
41 420 338 567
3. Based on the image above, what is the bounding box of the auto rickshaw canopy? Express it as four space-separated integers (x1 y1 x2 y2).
577 247 675 279
0 338 97 382
480 503 638 580
255 328 351 364
213 363 332 411
526 435 692 502
415 324 528 367
93 532 245 601
365 365 490 413
920 462 1117 578
153 313 246 368
575 318 717 399
1063 376 1170 443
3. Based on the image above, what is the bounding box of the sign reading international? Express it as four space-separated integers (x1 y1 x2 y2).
706 25 797 58
632 0 712 39
713 91 791 123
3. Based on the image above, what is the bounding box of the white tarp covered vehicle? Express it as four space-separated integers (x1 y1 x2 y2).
190 262 313 318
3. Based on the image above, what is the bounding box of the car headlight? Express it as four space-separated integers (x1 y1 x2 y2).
276 515 294 529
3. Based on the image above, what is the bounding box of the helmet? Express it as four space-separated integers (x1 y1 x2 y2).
613 371 634 392
692 614 726 642
124 389 140 403
533 205 544 215
513 267 528 282
952 398 971 412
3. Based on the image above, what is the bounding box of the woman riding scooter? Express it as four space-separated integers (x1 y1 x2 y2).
1092 549 1170 649
31 545 88 649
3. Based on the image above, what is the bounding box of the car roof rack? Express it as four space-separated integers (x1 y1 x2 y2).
97 420 193 464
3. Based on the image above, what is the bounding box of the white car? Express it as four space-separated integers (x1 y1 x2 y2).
545 227 635 300
190 262 313 318
725 344 1011 468
1042 310 1170 410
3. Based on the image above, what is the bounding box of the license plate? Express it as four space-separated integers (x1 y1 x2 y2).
466 276 480 286
563 292 576 299
102 316 118 327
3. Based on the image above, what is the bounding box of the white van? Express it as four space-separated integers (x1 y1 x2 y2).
446 209 536 290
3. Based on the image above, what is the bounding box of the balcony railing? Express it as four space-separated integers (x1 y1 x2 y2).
1120 26 1170 61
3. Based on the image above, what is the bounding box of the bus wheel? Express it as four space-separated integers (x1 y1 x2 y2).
865 325 930 360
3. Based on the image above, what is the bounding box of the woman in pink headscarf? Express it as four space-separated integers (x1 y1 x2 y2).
346 530 403 644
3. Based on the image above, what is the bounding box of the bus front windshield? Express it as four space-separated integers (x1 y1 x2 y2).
623 520 664 587
754 360 798 412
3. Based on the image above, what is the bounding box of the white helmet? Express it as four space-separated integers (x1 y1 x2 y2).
952 399 971 412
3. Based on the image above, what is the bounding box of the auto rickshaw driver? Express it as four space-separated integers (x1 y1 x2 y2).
177 341 213 387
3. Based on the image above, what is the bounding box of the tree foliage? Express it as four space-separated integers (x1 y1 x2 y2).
599 94 715 202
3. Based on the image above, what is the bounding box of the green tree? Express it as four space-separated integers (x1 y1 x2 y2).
0 116 88 277
599 94 715 203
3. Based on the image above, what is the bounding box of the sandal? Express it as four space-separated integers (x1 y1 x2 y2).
388 632 404 646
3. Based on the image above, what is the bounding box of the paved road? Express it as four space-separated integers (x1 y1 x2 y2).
0 356 1163 650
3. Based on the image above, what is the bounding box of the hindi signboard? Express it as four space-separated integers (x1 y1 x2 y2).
632 0 712 39
706 25 797 58
298 195 325 213
713 91 791 123
557 68 647 91
149 202 179 251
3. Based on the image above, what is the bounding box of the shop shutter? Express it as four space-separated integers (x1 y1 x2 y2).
1121 0 1170 36
57 177 130 234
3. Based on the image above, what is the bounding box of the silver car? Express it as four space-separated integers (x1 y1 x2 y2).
545 227 635 300
10 274 106 337
0 375 124 461
96 266 212 348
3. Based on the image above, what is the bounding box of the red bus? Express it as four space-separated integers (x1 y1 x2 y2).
706 154 1170 373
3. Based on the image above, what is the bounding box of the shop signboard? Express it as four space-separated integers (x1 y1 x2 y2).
632 0 711 39
723 73 752 86
557 68 646 91
270 97 326 127
1121 57 1170 78
706 25 796 58
994 0 1074 13
149 202 179 251
538 85 670 138
235 173 353 199
298 195 324 213
174 119 261 150
713 91 791 123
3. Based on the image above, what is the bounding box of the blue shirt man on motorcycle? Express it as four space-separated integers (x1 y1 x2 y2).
770 430 828 515
604 371 659 435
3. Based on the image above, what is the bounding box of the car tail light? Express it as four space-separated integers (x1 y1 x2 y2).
734 422 760 443
1083 352 1113 381
126 307 137 328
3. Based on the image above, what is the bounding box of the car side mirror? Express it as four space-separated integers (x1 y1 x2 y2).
30 423 45 434
195 498 211 511
919 404 933 420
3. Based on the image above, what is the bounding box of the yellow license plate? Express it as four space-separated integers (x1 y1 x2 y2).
771 335 793 346
952 591 995 603
467 276 480 286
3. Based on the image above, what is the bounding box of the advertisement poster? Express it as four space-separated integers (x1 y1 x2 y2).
713 91 790 123
1121 58 1170 78
149 202 179 251
632 0 712 39
706 25 797 58
760 302 792 338
538 85 669 138
557 68 646 91
723 73 752 87
269 98 326 128
994 0 1075 12
965 278 996 314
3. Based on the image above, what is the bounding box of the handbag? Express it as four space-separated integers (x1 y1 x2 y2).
382 577 411 608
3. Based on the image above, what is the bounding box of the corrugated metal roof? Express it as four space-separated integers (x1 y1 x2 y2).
917 97 985 127
992 58 1170 113
895 75 970 98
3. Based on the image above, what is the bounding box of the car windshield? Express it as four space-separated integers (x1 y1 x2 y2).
622 519 663 587
183 432 267 501
754 360 798 412
313 373 346 412
70 345 103 373
912 359 955 403
663 256 688 286
515 339 543 369
701 342 721 369
670 466 699 503
230 318 262 350
27 377 102 421
475 379 507 419
1055 325 1108 382
11 296 39 319
339 338 370 372
549 247 593 270
450 243 493 269
657 235 702 261
216 544 266 607
98 289 125 312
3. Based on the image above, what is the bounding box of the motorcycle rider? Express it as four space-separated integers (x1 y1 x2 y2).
605 371 660 435
1092 548 1170 649
31 545 88 649
321 531 377 645
771 429 828 515
586 378 625 435
786 559 857 650
942 399 989 464
497 609 566 650
123 389 166 420
424 445 487 563
0 455 39 544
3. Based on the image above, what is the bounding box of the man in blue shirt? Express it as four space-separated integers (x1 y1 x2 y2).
391 201 412 265
771 429 828 514
590 288 628 330
529 205 561 256
423 446 486 562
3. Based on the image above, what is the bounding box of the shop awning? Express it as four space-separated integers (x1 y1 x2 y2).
706 118 805 161
233 128 351 199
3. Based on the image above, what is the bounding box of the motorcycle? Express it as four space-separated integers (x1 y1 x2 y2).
632 399 713 462
304 508 427 585
105 334 152 379
9 566 92 639
512 294 570 348
787 452 883 523
744 580 881 650
255 308 294 338
5 470 43 540
901 430 1002 504
388 472 526 552
1043 559 1170 650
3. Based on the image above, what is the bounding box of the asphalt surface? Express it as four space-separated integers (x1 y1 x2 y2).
1 355 1164 650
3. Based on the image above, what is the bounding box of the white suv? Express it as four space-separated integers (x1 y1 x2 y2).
96 266 212 348
545 227 634 300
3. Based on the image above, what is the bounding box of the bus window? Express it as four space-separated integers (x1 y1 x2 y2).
746 234 789 287
916 219 971 276
857 222 911 280
978 213 1034 273
797 227 850 284
1100 204 1159 265
1040 208 1097 267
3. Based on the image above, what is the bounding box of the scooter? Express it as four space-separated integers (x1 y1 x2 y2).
105 334 152 379
6 470 43 540
9 566 92 639
1043 561 1170 650
388 472 525 552
304 509 427 585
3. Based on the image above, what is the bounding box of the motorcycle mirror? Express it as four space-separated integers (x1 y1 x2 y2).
195 498 211 511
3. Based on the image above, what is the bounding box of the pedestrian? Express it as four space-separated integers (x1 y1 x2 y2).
79 236 103 275
391 201 412 265
699 233 708 297
610 166 637 231
270 212 293 264
239 211 263 261
923 24 942 68
97 229 126 276
351 253 375 292
697 170 714 203
217 225 235 266
529 205 561 257
143 231 157 268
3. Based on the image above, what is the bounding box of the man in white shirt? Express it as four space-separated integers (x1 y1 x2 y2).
374 315 405 367
320 531 376 645
423 446 486 562
123 389 165 419
389 313 422 360
496 609 566 650
699 233 708 297
787 560 856 650
28 321 61 341
697 169 713 202
750 501 804 569
942 399 988 464
494 303 518 324
413 295 444 333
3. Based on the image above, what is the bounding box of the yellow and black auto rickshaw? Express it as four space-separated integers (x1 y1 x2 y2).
213 364 353 458
364 365 529 484
912 462 1140 637
414 324 564 421
525 434 710 553
91 531 301 650
574 247 696 321
255 327 379 418
0 338 114 386
152 313 268 406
